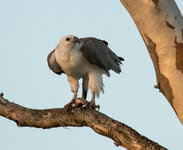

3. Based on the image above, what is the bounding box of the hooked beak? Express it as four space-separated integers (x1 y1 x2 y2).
74 36 80 43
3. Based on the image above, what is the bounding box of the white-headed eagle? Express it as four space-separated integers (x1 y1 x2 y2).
47 35 124 109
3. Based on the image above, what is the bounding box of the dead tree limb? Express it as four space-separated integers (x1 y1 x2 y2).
0 93 166 150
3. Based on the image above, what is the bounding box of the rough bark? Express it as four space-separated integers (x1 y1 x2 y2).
120 0 183 124
0 93 166 150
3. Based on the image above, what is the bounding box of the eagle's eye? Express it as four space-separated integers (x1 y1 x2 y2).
66 38 70 41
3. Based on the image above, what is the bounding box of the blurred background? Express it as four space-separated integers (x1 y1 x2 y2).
0 0 183 149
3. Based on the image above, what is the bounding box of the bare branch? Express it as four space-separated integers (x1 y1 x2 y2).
0 93 167 150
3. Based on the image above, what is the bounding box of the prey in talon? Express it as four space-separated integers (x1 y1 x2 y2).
47 35 124 109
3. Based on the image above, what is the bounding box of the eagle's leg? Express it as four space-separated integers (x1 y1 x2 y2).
64 76 79 109
87 92 100 109
64 92 78 109
72 91 77 102
90 92 96 105
74 75 89 107
64 76 87 109
68 75 89 108
81 75 89 100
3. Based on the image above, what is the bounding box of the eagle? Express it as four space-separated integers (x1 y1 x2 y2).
47 35 124 109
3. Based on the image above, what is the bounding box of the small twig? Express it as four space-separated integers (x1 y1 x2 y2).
0 93 8 104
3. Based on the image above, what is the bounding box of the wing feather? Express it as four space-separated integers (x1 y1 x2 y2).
47 50 64 75
79 38 124 73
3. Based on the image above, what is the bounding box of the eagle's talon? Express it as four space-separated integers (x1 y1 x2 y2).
64 98 88 110
96 105 100 109
85 103 100 110
64 99 76 110
75 98 88 106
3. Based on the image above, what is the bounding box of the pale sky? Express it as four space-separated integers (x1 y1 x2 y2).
0 0 183 150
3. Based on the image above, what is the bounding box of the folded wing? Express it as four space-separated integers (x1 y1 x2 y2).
47 50 64 75
79 38 124 74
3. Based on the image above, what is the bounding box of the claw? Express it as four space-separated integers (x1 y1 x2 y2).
64 98 89 110
75 97 88 106
64 99 76 110
86 102 100 110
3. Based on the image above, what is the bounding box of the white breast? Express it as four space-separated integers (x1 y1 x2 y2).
55 44 88 78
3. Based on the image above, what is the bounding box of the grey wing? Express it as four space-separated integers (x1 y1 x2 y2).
79 38 124 74
47 50 64 75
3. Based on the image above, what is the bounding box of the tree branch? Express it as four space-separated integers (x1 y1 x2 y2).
0 93 166 150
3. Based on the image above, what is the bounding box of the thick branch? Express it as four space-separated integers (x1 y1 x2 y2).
0 93 166 150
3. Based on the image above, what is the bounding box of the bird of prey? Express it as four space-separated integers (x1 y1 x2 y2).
47 35 124 109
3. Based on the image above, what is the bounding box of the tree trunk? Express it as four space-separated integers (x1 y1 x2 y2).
120 0 183 124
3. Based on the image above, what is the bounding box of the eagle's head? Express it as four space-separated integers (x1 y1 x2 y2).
59 35 79 49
